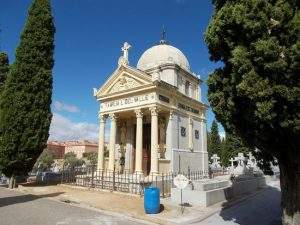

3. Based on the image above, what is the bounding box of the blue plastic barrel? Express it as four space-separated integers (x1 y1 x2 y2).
144 186 160 214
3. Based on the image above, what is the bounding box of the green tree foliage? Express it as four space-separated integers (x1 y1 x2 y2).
207 120 221 158
83 152 98 166
63 152 84 168
34 149 54 172
0 52 9 91
220 132 253 167
205 0 299 223
0 0 55 187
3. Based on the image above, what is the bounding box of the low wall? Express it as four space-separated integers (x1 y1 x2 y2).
225 176 267 199
171 176 266 207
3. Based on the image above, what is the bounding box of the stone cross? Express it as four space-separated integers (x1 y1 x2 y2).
121 42 131 61
235 153 245 167
247 152 257 167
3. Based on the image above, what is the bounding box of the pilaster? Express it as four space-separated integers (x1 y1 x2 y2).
108 113 117 171
150 106 159 175
134 109 143 174
97 113 106 171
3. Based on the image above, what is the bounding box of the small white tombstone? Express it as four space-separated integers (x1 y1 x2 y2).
210 154 221 170
229 157 235 172
247 152 256 167
233 153 246 175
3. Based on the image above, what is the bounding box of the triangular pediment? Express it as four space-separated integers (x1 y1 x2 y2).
97 66 153 97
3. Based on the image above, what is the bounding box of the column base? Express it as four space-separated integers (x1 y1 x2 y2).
149 171 159 176
134 170 144 175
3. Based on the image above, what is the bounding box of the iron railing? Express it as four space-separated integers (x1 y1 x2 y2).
61 166 209 197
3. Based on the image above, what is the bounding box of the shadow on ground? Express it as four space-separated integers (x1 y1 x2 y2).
219 185 282 225
0 191 65 208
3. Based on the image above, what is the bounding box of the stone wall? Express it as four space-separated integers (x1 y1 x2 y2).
172 149 203 173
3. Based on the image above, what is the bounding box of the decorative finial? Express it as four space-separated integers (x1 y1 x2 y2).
159 26 168 44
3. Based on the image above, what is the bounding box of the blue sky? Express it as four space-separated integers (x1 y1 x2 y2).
0 0 224 141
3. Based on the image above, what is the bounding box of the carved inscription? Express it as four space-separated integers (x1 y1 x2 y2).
101 94 155 110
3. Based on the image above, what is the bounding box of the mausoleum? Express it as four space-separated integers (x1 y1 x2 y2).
94 37 208 175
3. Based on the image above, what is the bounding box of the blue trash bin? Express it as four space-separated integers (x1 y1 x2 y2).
144 186 160 214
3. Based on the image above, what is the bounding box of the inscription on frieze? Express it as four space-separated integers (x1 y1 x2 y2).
101 93 155 110
178 103 200 115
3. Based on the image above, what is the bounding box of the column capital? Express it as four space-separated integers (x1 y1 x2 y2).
169 109 175 120
200 110 206 120
134 109 143 118
109 113 117 121
98 113 107 123
149 106 158 116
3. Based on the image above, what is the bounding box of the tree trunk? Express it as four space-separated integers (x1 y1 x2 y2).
279 154 300 225
8 175 16 189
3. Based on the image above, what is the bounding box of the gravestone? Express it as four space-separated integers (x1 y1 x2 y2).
233 153 246 175
210 154 221 170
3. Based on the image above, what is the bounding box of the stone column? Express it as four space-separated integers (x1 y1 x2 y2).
124 119 133 172
200 110 208 172
108 113 117 171
150 107 159 175
188 117 194 151
97 114 106 171
165 110 174 160
134 109 143 174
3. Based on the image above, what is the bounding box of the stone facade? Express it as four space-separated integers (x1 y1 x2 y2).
94 41 208 175
47 141 65 159
64 140 98 159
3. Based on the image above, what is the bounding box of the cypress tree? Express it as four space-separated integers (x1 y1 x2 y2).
0 52 9 91
0 0 55 188
207 120 221 158
205 0 299 223
220 132 253 167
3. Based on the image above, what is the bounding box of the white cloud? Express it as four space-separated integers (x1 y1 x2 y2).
53 101 80 113
49 113 98 141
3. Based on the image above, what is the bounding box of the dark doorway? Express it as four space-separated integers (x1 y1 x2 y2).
142 123 151 175
133 123 151 175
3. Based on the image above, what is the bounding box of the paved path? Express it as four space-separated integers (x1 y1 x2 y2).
0 187 150 225
195 181 282 225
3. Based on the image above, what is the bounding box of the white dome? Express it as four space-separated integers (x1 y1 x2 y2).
137 44 190 71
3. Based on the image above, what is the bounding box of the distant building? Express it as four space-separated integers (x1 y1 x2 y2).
47 141 65 159
64 140 98 158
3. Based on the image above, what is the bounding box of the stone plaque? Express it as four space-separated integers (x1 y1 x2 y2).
181 127 186 137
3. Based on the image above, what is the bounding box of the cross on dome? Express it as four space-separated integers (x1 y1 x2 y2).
159 26 168 45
